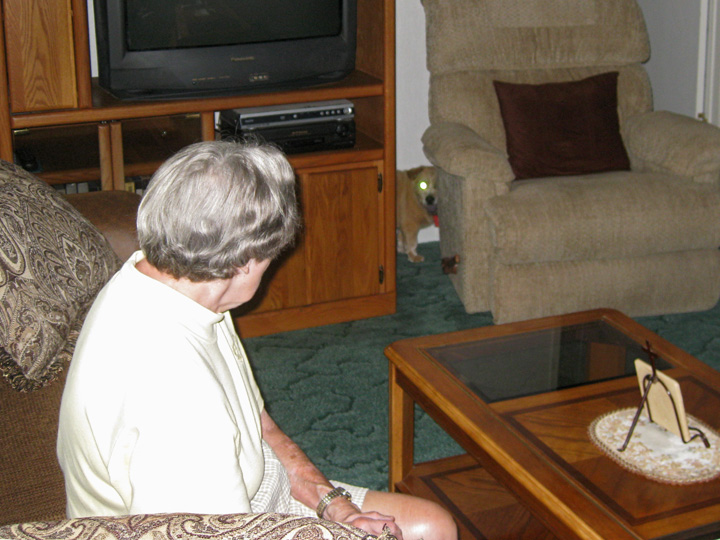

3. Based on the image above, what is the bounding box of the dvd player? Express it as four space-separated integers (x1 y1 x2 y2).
219 99 354 130
218 99 356 154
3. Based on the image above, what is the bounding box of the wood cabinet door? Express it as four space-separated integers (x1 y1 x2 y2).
3 0 78 112
248 161 385 313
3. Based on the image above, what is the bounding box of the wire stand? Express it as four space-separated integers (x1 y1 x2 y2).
618 341 710 452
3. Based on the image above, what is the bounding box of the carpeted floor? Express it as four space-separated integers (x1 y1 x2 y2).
244 241 720 492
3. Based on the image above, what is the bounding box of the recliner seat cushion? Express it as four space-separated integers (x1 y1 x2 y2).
485 171 720 264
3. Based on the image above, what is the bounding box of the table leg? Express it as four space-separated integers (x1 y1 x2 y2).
388 363 414 492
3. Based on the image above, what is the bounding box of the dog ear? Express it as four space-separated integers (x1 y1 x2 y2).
415 167 435 186
405 166 425 182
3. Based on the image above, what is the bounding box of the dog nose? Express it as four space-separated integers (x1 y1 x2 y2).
426 195 435 205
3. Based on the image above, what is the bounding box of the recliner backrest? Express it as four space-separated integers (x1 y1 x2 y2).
424 0 654 150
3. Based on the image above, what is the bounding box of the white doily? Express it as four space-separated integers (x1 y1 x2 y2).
588 408 720 485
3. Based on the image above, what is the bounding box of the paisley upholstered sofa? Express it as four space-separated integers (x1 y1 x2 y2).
0 160 371 540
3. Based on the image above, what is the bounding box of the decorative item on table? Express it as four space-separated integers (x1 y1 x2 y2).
620 342 709 451
588 342 720 485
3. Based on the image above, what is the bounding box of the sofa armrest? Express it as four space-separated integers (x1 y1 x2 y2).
64 190 141 262
422 121 514 193
0 512 375 540
623 111 720 185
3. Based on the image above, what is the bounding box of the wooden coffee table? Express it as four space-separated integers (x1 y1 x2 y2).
385 309 720 540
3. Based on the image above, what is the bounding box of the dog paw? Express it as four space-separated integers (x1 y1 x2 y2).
408 253 425 263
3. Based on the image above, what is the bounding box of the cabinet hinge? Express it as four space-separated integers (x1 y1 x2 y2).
379 265 385 284
378 173 383 193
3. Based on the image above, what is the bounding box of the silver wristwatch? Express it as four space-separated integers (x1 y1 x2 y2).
316 486 352 519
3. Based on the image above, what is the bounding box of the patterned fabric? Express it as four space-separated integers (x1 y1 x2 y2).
0 160 121 391
0 513 372 540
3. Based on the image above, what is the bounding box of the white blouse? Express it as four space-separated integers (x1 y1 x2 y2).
58 251 265 518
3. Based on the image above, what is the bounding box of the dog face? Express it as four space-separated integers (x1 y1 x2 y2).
412 167 438 216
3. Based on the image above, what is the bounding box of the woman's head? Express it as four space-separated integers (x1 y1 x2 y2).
137 141 300 281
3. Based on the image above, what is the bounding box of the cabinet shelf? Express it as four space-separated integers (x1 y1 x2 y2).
10 71 386 130
23 125 384 187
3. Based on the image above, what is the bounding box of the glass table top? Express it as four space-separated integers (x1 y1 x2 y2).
426 320 672 403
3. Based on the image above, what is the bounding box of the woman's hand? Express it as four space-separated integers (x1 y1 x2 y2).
261 411 404 538
323 497 403 539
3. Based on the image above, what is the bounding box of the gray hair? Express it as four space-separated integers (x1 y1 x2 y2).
137 140 300 281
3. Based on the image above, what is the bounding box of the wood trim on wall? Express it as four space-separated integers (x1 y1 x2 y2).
701 0 720 125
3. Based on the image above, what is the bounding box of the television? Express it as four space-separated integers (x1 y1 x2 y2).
93 0 357 100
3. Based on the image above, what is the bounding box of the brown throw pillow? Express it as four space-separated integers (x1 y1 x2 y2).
493 72 630 180
0 161 121 391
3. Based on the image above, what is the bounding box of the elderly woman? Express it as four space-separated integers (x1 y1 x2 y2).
57 141 456 540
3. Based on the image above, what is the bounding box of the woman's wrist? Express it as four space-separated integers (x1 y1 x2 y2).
316 486 352 518
321 494 362 522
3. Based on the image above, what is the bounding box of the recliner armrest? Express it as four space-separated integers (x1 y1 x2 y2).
623 111 720 185
422 122 514 191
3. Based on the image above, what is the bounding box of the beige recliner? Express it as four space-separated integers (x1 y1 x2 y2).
422 0 720 323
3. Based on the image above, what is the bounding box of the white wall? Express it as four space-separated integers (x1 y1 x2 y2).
395 1 430 170
636 0 705 118
88 1 98 77
395 1 437 242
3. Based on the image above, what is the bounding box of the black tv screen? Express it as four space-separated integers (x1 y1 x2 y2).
125 1 342 51
94 0 356 100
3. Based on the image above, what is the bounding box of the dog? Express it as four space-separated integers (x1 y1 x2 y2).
396 166 438 262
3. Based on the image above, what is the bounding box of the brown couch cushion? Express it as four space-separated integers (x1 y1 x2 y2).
493 72 630 180
0 161 120 391
65 190 141 262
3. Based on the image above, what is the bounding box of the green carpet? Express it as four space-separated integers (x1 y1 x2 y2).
244 241 720 492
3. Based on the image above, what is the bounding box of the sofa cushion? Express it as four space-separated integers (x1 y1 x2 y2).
0 513 371 540
493 72 630 180
485 171 720 264
65 191 141 262
0 161 120 391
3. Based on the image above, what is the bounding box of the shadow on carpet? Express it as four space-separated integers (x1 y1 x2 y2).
244 242 720 492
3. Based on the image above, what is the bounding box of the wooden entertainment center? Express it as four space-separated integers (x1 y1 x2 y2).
0 0 396 338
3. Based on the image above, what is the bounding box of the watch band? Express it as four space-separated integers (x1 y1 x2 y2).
316 486 352 519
